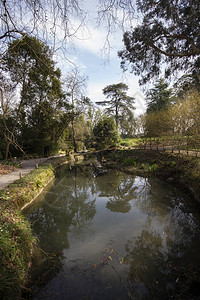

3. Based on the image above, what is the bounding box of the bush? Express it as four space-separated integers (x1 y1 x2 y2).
123 157 137 166
93 116 119 149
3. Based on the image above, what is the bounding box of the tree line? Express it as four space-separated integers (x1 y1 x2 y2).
0 36 136 159
139 79 200 145
0 0 200 157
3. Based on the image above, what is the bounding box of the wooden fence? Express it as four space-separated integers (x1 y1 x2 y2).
135 136 200 157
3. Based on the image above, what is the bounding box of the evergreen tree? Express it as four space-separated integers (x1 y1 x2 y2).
96 83 135 130
2 36 70 156
93 116 119 149
119 0 200 87
146 79 173 113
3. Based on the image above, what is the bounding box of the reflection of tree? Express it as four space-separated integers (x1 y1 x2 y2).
124 225 180 299
70 167 96 238
124 198 200 299
26 165 200 298
27 166 96 253
106 199 131 213
96 170 138 213
126 228 166 281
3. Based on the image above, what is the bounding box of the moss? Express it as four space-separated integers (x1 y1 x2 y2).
0 156 68 300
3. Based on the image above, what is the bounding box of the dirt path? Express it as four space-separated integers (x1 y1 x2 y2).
0 158 49 190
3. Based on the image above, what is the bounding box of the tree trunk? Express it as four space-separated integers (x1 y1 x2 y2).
5 139 11 160
71 118 77 153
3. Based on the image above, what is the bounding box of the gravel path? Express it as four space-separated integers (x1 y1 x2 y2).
0 158 49 190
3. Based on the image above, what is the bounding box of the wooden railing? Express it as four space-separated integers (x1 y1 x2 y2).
134 136 200 157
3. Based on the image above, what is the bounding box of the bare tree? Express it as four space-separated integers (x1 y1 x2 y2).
93 0 136 57
64 67 89 152
0 0 88 55
0 0 137 57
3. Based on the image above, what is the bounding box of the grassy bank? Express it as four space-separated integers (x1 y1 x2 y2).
0 156 68 300
98 148 200 202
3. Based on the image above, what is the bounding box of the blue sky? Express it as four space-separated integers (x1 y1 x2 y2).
53 1 147 116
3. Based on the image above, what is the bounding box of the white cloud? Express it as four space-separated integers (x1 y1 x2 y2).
88 82 105 103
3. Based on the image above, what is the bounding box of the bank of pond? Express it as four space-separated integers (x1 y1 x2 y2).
1 150 200 299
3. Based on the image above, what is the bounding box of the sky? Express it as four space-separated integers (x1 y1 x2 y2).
52 1 147 116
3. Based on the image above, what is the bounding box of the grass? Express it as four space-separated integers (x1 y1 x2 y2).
0 156 68 300
0 206 36 300
119 138 142 148
119 137 200 156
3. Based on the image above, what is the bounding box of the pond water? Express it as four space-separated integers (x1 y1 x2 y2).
25 165 200 299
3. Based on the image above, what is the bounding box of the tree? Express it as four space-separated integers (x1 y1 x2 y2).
146 78 173 113
145 110 172 137
64 68 90 152
96 83 135 131
0 81 25 159
144 78 173 137
1 36 70 157
93 116 119 149
135 114 146 137
0 0 137 59
120 110 136 138
119 0 200 86
170 90 200 136
0 0 88 53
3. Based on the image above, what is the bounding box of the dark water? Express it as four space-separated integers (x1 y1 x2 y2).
25 165 200 300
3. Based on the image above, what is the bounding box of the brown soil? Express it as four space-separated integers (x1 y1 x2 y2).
0 164 15 176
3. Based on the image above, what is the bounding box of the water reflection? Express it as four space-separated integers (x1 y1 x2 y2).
26 166 96 253
95 171 138 213
24 166 200 299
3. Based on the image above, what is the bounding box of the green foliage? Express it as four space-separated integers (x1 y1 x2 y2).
120 138 142 147
146 79 173 113
35 179 44 187
119 0 200 86
66 113 93 152
169 161 176 168
141 163 158 172
1 36 71 157
93 116 119 149
0 207 36 300
149 163 158 172
96 83 135 131
123 157 136 166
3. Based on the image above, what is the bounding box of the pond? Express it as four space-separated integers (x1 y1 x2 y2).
24 164 200 299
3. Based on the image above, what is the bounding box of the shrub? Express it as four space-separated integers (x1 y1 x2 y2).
93 116 119 149
123 157 137 166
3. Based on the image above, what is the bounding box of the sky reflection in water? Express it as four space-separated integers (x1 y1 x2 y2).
25 166 200 299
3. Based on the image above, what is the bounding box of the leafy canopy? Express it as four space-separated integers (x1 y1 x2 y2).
93 116 119 149
119 0 200 86
1 36 70 156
